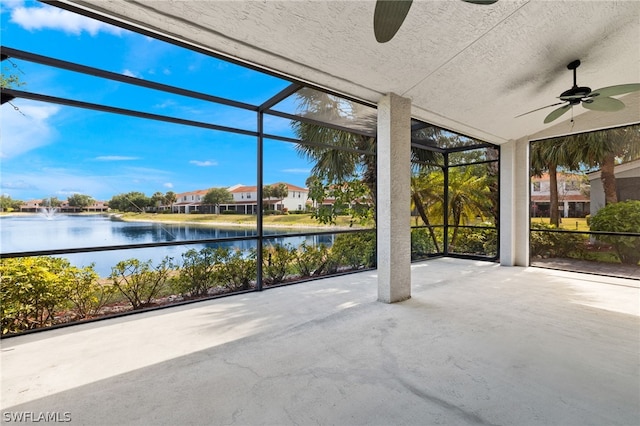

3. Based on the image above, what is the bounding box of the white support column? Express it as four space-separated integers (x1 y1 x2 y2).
377 93 411 303
500 138 530 266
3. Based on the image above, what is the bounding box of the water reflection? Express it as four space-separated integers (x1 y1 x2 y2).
0 214 342 277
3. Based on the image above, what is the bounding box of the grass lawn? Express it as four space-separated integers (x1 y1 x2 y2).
531 217 590 231
117 212 370 228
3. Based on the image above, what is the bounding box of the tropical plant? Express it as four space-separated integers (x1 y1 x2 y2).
570 125 640 205
174 247 225 297
589 200 640 265
262 243 297 285
66 263 115 319
413 166 492 247
306 176 373 226
530 138 579 227
291 89 377 222
217 248 256 291
411 228 440 259
109 257 174 309
262 183 289 212
1 257 79 334
529 223 587 259
294 241 329 277
329 232 376 270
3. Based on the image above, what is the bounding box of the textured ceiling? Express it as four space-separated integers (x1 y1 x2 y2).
58 0 640 145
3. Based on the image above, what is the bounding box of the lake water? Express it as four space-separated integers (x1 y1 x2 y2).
0 214 335 276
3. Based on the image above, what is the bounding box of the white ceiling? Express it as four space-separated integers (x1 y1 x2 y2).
59 0 640 145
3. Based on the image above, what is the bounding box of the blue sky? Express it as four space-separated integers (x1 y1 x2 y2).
1 0 314 202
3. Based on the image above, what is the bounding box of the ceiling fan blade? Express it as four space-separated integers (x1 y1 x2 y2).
544 104 571 124
588 83 640 98
515 101 565 118
461 0 499 4
582 96 625 112
374 0 413 43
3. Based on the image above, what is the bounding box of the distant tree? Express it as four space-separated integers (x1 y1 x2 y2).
0 195 22 212
262 183 289 211
165 191 177 205
67 194 95 210
570 125 640 205
203 187 233 214
530 139 577 227
108 192 151 212
44 197 63 208
150 192 165 211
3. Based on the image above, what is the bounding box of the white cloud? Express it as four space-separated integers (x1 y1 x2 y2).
0 102 60 158
94 156 139 161
189 160 218 167
10 3 123 36
0 180 37 190
163 182 174 189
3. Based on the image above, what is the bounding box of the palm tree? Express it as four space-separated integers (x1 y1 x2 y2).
291 89 377 212
569 125 640 205
412 166 492 248
411 167 443 252
530 138 578 227
292 88 444 228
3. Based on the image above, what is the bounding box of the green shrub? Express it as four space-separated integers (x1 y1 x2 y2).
217 248 256 291
411 228 438 259
449 227 497 256
221 210 237 215
294 241 329 277
110 257 174 310
590 200 640 265
530 223 587 258
67 264 116 319
0 257 106 334
174 247 225 297
263 244 296 284
329 232 376 270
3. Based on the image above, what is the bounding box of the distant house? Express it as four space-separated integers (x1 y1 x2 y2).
587 159 640 216
171 189 209 214
530 172 590 218
20 199 108 213
19 199 45 213
171 183 309 214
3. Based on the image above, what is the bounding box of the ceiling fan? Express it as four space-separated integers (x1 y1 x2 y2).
373 0 498 43
518 60 640 124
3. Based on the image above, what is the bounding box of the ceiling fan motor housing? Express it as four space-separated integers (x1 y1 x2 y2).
560 86 592 103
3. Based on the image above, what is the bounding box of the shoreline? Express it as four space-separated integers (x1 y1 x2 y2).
0 211 368 231
113 214 359 231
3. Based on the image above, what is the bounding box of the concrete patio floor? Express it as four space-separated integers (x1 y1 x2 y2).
1 258 639 426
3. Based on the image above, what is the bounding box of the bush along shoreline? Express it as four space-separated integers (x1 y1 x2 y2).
0 232 377 336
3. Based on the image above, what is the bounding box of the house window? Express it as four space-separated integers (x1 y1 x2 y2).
565 181 579 191
247 194 251 199
532 182 541 192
